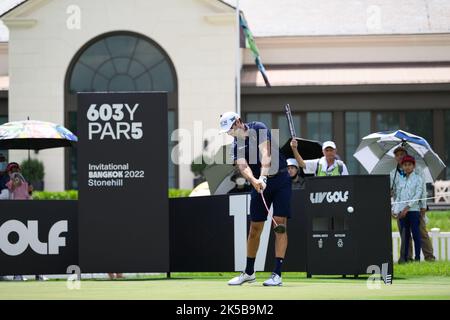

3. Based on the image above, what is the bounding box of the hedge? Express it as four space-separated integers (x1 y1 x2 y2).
32 190 78 200
32 189 192 200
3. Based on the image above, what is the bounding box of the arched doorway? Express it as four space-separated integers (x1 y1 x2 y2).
64 31 178 189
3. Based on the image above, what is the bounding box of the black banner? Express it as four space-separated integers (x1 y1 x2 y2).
0 177 392 276
305 175 393 279
0 201 77 275
170 195 234 271
169 191 307 272
77 92 169 272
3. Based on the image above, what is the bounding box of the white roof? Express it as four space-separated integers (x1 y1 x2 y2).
0 21 8 42
0 0 25 15
1 0 450 41
0 0 27 42
242 64 450 87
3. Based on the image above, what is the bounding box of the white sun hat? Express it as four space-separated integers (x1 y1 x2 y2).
322 141 337 150
219 111 240 133
286 158 299 168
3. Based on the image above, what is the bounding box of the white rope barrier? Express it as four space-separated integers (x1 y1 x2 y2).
391 192 450 205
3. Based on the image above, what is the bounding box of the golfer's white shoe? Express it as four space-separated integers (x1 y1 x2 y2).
228 272 256 285
263 273 282 286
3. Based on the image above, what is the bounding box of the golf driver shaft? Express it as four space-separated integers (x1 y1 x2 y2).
284 104 296 138
260 191 279 227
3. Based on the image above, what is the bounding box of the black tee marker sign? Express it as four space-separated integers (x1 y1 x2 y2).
77 92 169 272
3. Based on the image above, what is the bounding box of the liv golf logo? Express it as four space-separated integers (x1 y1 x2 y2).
0 220 67 256
310 191 349 204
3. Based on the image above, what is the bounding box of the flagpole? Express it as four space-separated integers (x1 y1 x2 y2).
235 0 241 116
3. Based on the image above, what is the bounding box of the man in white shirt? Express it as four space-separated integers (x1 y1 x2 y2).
290 140 349 176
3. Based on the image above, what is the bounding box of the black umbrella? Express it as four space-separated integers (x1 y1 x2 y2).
280 137 323 160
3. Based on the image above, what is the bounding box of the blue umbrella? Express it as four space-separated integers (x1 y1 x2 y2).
353 130 445 182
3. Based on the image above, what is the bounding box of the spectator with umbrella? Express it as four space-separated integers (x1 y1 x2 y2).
0 119 77 189
353 130 445 182
391 146 435 262
0 153 8 199
0 153 7 281
392 155 423 262
3 161 48 281
5 162 30 200
0 119 77 281
354 129 445 262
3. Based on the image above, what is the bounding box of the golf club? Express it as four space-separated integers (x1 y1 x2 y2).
284 104 296 139
260 191 286 234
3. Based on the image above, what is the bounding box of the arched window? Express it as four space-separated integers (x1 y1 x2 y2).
65 32 177 189
69 34 175 93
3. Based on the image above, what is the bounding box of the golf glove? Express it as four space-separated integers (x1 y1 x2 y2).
257 175 267 193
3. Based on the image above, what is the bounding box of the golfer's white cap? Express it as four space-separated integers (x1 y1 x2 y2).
286 158 299 168
219 111 240 133
322 141 337 150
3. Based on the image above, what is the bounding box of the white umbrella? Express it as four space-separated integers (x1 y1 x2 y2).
353 130 445 182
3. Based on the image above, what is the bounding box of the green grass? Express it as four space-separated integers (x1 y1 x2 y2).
391 211 450 232
0 276 448 300
168 261 450 279
1 262 449 300
394 261 450 277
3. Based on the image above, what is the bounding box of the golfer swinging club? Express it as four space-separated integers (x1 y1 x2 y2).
219 112 291 286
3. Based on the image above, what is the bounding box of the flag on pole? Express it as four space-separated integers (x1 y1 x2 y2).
239 13 271 88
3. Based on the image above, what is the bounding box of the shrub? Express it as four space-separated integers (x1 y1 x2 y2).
20 158 44 185
33 190 78 200
32 189 192 200
168 189 192 198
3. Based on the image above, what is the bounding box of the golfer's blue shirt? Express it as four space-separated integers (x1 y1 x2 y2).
392 171 424 213
231 121 287 178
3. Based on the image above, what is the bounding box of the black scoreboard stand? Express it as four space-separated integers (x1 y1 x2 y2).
77 92 169 273
304 175 393 281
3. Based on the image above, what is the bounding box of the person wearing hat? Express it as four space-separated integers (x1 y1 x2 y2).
390 146 413 197
0 153 10 200
0 154 8 280
392 155 423 262
4 162 47 281
219 111 291 286
5 162 30 200
390 146 412 263
390 146 435 262
286 158 305 190
290 139 349 176
3 162 28 281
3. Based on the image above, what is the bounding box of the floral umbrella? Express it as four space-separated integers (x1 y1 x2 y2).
0 120 77 150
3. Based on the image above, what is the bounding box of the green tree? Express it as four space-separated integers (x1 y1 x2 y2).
20 159 45 190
